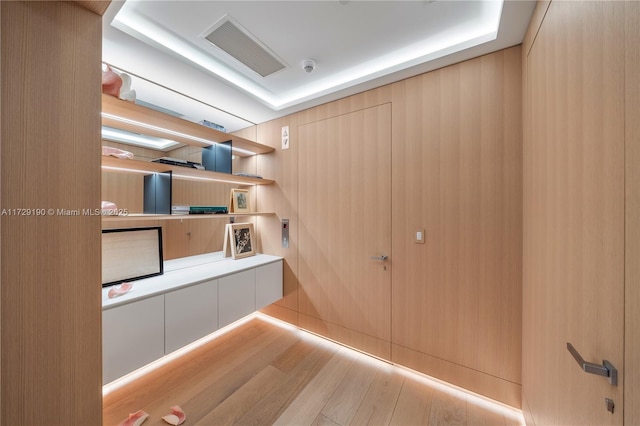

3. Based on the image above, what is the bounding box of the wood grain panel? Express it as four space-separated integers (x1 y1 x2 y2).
75 0 111 16
1 2 102 423
522 2 625 424
298 313 391 361
102 172 144 213
256 116 301 316
391 47 523 395
297 104 392 346
625 2 640 424
522 1 550 57
392 344 521 409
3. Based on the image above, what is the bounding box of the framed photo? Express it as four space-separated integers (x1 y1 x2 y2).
102 227 163 287
228 222 256 259
229 188 250 213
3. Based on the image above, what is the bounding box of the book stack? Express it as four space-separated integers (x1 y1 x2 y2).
171 205 228 215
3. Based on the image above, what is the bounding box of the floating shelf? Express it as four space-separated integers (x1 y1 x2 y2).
102 156 274 186
102 212 275 223
101 94 274 157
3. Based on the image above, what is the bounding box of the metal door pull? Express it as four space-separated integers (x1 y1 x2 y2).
370 255 388 261
566 342 618 386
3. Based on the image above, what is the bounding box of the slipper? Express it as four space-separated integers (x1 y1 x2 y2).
162 406 186 425
118 409 149 426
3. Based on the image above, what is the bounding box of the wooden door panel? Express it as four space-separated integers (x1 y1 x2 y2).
298 104 392 342
523 2 624 424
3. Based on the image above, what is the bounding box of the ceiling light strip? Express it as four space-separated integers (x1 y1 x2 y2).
112 1 504 110
102 113 256 155
102 113 215 145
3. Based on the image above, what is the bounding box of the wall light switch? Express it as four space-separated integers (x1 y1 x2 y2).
416 229 425 244
282 219 290 248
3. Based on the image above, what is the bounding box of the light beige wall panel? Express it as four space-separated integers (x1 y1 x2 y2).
295 85 392 126
391 47 523 402
162 218 235 260
167 144 203 164
522 2 624 424
625 1 640 424
256 117 300 318
171 179 239 207
522 1 550 57
1 2 103 423
297 104 392 346
299 313 390 360
232 125 258 142
102 172 144 213
392 344 521 409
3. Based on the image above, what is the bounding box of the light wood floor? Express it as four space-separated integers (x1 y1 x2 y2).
103 315 523 426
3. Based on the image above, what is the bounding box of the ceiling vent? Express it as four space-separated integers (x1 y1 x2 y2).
202 16 287 78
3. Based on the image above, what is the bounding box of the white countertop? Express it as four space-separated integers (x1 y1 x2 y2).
102 252 282 310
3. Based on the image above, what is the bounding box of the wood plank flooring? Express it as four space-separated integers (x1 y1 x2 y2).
103 315 523 426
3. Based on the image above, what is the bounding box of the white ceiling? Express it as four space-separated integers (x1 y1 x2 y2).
103 1 536 132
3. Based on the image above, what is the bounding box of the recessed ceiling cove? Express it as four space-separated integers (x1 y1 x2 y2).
110 1 510 111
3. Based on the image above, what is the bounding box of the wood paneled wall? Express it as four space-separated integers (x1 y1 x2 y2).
522 2 627 424
626 3 640 424
1 2 103 423
256 47 523 407
391 46 523 407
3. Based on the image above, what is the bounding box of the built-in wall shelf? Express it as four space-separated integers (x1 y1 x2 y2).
102 156 274 186
102 212 275 223
101 94 275 157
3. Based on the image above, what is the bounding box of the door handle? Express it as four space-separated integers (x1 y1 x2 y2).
566 342 617 386
370 255 388 262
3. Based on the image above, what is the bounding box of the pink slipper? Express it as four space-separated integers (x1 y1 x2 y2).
162 406 186 425
108 282 133 299
118 410 149 426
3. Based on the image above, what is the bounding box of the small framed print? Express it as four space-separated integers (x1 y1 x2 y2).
225 222 256 259
229 188 250 213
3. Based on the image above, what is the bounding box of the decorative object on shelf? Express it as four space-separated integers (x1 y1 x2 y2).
234 172 263 179
229 188 250 213
102 145 134 160
202 141 232 174
172 205 228 215
144 171 172 215
152 157 204 170
102 65 122 97
117 409 149 426
102 64 136 102
199 119 226 132
107 282 133 299
101 201 119 216
102 227 164 287
162 406 186 426
223 223 256 259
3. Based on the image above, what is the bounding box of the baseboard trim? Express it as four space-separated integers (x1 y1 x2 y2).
297 313 391 360
392 344 522 409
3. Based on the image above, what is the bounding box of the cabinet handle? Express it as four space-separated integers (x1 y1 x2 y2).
370 255 388 262
566 342 617 386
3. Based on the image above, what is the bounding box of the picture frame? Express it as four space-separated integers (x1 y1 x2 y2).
229 188 250 213
101 227 163 287
225 222 256 259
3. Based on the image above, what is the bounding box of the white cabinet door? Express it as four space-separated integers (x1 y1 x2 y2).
256 261 283 310
165 280 218 354
102 295 164 384
218 269 255 328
